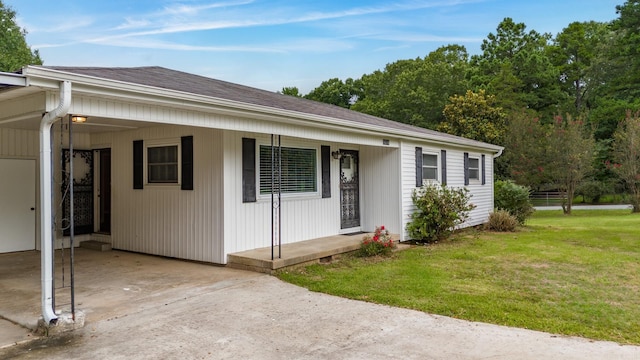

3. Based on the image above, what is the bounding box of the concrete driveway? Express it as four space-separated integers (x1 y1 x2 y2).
1 249 639 359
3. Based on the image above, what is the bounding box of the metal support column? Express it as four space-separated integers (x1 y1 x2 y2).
271 134 282 260
67 116 76 320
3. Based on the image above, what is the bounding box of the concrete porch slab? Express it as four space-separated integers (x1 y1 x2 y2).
227 232 399 273
0 248 261 349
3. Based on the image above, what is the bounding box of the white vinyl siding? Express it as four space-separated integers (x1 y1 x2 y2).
224 133 339 256
224 132 403 258
401 141 496 240
359 146 401 234
92 125 225 263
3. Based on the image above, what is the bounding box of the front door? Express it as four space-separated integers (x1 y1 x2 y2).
340 150 360 230
0 159 36 253
62 149 94 235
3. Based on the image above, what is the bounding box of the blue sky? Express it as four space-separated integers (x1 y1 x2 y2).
7 0 620 93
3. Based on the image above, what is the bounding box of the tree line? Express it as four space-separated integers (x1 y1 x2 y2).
283 1 640 214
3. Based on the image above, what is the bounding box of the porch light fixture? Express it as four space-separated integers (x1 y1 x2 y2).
71 115 87 123
331 150 342 160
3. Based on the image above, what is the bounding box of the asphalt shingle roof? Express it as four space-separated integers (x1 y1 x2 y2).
39 66 501 150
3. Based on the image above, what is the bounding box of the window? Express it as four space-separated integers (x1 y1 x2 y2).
147 145 178 183
468 157 480 181
422 153 438 182
259 145 317 194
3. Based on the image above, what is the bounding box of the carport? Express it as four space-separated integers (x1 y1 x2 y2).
0 248 260 344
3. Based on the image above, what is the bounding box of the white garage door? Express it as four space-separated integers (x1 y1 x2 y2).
0 159 36 253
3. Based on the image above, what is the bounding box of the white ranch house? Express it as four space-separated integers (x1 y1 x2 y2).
0 66 503 323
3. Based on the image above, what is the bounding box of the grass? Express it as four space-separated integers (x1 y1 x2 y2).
277 210 640 344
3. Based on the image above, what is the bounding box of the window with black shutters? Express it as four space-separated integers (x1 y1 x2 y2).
422 153 438 182
468 157 480 181
259 145 317 194
147 145 179 183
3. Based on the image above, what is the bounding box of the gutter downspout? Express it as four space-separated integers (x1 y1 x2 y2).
39 80 71 324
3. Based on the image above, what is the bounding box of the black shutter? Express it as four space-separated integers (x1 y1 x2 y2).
415 147 423 187
321 145 331 198
464 152 470 186
481 154 486 185
242 138 256 203
133 140 143 189
441 149 447 186
181 136 194 190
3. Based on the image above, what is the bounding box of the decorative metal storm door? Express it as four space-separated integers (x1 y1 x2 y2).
62 149 94 235
339 150 360 229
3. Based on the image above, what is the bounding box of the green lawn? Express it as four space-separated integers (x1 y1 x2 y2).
277 210 640 344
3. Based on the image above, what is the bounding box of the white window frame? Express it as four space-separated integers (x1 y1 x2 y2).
422 152 439 184
144 139 181 187
468 156 480 182
257 142 320 199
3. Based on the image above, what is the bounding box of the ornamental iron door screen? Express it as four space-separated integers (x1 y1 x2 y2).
340 150 360 229
98 149 111 233
62 149 94 236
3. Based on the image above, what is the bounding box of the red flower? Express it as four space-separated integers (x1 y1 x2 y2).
380 225 385 230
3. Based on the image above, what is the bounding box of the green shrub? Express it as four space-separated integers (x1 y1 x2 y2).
494 180 534 224
407 184 476 242
485 210 519 232
358 226 395 257
576 180 607 203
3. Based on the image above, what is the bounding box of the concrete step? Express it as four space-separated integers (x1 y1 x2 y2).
227 233 399 274
80 240 112 252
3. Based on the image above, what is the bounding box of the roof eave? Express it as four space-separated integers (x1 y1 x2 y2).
0 72 27 87
21 66 504 154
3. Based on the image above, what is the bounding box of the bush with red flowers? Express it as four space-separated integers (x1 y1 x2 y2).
358 225 395 257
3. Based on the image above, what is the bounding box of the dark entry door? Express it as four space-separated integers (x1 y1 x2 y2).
62 149 94 235
340 150 360 229
98 149 111 233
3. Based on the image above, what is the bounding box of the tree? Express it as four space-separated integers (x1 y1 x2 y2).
0 1 42 71
470 18 566 118
351 45 469 129
304 78 362 108
280 87 302 97
611 110 640 212
437 89 507 145
502 111 549 188
548 21 610 114
547 115 595 214
607 1 640 102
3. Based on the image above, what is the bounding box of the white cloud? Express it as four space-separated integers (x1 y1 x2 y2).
160 0 256 16
85 37 285 53
107 0 484 40
26 0 487 56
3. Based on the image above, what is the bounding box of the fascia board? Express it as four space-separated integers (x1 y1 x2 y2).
0 72 27 86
